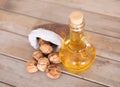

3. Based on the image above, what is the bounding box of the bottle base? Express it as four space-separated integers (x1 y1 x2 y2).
62 59 95 74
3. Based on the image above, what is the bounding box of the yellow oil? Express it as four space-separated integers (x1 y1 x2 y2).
59 30 96 73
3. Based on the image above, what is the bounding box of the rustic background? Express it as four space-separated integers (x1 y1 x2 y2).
0 0 120 87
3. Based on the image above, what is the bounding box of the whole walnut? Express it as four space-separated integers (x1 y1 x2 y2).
37 57 50 72
38 38 50 45
40 44 53 54
48 52 61 64
32 50 43 61
46 64 61 79
26 59 38 73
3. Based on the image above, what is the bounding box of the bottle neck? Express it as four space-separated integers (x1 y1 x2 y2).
70 27 84 43
69 20 85 41
69 22 86 50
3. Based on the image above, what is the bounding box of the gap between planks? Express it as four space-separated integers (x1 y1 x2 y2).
0 81 15 87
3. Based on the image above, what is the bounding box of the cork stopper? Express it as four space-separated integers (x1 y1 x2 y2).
69 11 84 29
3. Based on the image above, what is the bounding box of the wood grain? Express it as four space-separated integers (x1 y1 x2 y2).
0 10 50 36
0 30 120 87
0 54 105 87
2 1 120 38
0 1 119 87
0 0 7 7
0 10 120 61
41 0 120 18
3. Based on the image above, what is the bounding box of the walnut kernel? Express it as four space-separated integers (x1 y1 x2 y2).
32 50 43 61
37 57 50 72
46 64 61 79
48 52 61 64
26 59 38 73
40 44 53 54
38 38 50 45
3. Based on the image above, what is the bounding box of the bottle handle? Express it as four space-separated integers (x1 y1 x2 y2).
81 36 91 47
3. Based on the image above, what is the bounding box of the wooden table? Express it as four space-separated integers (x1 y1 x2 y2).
0 0 120 87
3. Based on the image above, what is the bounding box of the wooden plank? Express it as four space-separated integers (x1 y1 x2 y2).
0 10 50 36
0 0 7 7
0 82 13 87
0 30 120 87
62 56 120 87
0 30 33 61
0 10 120 61
0 54 105 87
41 0 120 18
2 1 120 38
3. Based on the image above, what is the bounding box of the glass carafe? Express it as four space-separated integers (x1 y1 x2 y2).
59 11 96 73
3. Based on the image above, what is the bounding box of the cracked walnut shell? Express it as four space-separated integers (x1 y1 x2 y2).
38 38 50 45
32 50 43 61
48 52 61 64
40 44 53 54
26 59 38 73
37 57 50 72
46 64 61 79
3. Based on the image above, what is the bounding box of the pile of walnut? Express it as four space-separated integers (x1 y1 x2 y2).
26 38 61 79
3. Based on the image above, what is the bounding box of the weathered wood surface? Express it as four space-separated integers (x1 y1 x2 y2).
0 27 120 87
3 0 120 17
0 0 6 7
0 54 105 87
41 0 120 18
0 10 120 61
0 0 120 87
1 0 120 38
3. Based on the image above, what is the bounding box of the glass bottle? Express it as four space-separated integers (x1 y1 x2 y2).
59 11 96 73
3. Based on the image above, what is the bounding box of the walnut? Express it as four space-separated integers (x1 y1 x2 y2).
46 64 61 79
38 38 50 45
37 57 50 72
48 52 61 64
40 44 53 54
26 59 38 73
32 50 43 61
